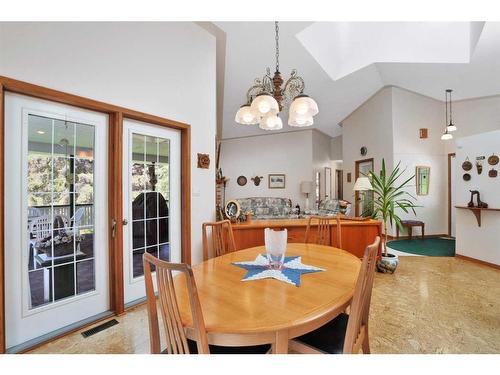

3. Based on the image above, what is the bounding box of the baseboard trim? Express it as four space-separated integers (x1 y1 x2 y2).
386 234 449 240
455 254 500 270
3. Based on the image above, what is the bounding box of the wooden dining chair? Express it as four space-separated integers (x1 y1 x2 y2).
202 220 236 260
143 252 271 354
289 236 380 354
304 215 342 249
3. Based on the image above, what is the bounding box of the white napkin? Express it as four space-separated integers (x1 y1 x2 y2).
264 228 287 256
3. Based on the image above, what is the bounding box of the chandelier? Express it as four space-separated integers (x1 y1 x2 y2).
441 89 457 140
235 22 319 131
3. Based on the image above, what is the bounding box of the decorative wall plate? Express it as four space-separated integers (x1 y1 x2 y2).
224 200 241 220
489 168 498 178
488 154 499 166
462 157 472 171
463 173 471 181
237 175 247 186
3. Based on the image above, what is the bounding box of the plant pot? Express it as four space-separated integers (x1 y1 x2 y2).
376 253 399 274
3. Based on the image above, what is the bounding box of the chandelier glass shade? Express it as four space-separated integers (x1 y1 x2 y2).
259 113 283 131
235 104 259 125
235 22 319 130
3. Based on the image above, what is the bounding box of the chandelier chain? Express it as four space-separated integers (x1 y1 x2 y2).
275 21 280 72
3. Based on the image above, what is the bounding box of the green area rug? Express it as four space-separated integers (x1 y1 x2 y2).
387 237 455 256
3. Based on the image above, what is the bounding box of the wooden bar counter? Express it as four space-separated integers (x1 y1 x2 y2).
231 218 382 258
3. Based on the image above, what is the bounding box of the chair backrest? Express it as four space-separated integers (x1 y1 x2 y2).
143 253 209 354
30 215 52 240
343 236 380 354
202 220 236 260
304 215 342 249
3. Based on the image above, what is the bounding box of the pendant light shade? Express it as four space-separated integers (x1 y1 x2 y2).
259 113 283 130
235 104 258 125
288 113 313 127
441 132 453 140
290 94 319 117
446 123 457 132
250 93 279 117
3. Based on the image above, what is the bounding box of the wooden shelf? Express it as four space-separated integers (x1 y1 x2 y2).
455 206 500 227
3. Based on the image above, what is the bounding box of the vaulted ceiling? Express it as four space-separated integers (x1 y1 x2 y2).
216 22 500 139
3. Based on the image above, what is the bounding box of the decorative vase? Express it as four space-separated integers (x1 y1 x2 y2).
264 228 287 269
376 253 399 274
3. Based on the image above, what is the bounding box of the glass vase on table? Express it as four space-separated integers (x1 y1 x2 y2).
264 228 287 269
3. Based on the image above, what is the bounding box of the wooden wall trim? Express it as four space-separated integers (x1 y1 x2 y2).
448 153 456 237
455 254 500 270
0 76 192 352
354 158 374 217
0 83 5 354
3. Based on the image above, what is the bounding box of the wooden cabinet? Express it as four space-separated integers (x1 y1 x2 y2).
232 219 382 258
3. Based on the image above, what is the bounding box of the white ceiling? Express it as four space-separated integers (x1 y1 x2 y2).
217 22 500 139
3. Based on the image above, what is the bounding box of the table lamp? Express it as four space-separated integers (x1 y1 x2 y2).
353 177 373 217
301 181 313 211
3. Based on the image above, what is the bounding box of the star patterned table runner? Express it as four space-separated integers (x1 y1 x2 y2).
232 254 325 287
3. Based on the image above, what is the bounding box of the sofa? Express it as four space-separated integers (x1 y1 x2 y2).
235 197 293 220
317 199 352 216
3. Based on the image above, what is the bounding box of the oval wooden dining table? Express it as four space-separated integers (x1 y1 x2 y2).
174 243 361 354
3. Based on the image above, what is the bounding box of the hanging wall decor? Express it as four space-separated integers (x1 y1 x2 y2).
251 176 264 186
462 157 472 171
463 173 471 181
237 175 247 186
476 161 483 175
488 153 499 166
489 168 498 178
197 153 210 169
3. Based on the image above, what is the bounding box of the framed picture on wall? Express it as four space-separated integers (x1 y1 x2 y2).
268 174 286 189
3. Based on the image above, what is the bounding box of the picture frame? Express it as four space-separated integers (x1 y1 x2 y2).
268 173 286 189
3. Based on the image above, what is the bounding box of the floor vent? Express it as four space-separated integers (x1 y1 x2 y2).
81 319 119 338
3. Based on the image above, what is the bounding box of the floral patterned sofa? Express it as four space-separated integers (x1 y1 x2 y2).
235 197 293 220
317 199 352 216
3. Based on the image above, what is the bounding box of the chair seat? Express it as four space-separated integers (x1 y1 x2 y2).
294 313 349 354
187 339 271 354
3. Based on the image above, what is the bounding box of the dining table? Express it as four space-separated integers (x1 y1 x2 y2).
174 242 362 354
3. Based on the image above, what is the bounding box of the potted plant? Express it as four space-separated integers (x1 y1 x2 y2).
367 159 418 273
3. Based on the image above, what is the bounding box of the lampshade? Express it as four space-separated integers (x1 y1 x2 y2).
259 113 283 131
250 93 279 117
446 122 457 132
290 94 319 117
235 104 258 125
353 177 373 191
441 132 453 140
300 181 313 194
288 113 313 127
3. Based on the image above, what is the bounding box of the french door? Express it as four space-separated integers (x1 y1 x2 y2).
4 93 110 350
122 119 181 305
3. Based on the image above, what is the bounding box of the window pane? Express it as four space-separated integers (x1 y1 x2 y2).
52 226 76 261
132 221 145 249
157 163 169 204
132 134 145 163
145 192 158 219
53 157 72 194
29 269 52 308
158 139 169 164
159 243 170 261
146 219 158 246
145 136 157 163
53 120 75 157
75 123 94 159
77 260 95 294
75 158 94 197
28 115 52 154
132 192 145 220
132 163 146 193
27 155 52 193
54 263 75 301
132 249 145 278
159 218 169 244
78 226 94 260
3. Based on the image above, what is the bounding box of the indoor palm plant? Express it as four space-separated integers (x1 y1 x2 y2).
367 159 418 273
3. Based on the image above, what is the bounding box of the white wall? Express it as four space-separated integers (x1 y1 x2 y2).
220 131 313 209
330 135 343 160
392 87 448 235
342 87 394 212
0 22 216 265
454 130 500 265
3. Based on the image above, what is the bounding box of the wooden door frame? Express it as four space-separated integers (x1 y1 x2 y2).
448 153 456 237
0 76 192 353
354 158 374 217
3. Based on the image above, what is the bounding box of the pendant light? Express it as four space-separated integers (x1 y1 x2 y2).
259 113 283 130
441 89 453 141
446 89 457 132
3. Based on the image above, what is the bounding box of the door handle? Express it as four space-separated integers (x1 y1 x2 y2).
111 219 117 238
122 219 128 225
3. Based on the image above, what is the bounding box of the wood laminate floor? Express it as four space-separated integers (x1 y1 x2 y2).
28 256 500 354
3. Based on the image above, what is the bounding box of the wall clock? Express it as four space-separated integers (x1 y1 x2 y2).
224 200 241 220
360 146 367 156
